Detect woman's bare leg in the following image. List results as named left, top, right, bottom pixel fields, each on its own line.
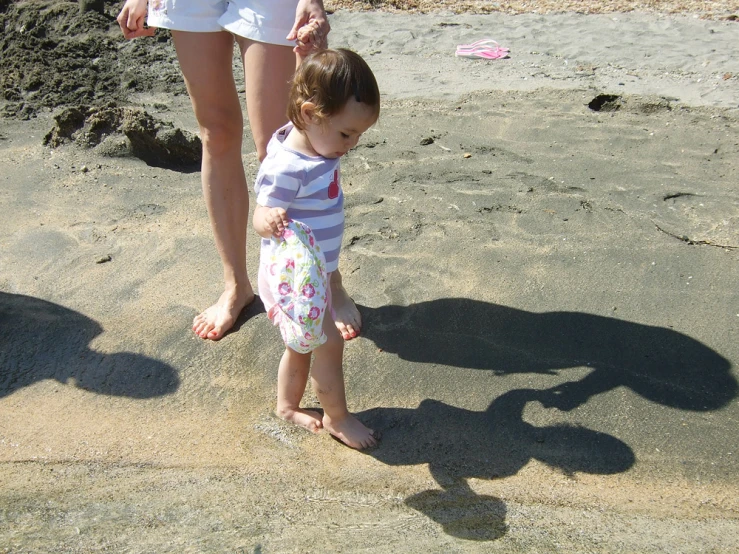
left=276, top=347, right=323, bottom=432
left=236, top=37, right=295, bottom=161
left=173, top=31, right=254, bottom=340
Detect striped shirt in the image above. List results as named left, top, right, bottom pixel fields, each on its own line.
left=255, top=123, right=344, bottom=272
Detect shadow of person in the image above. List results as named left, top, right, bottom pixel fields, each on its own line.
left=0, top=292, right=179, bottom=398
left=356, top=298, right=734, bottom=540
left=358, top=299, right=735, bottom=412
left=360, top=386, right=635, bottom=541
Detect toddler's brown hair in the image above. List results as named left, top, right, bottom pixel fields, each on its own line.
left=288, top=48, right=380, bottom=131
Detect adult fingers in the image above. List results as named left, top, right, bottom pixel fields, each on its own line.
left=137, top=26, right=157, bottom=38
left=315, top=28, right=328, bottom=50
left=286, top=14, right=306, bottom=41
left=316, top=18, right=330, bottom=40
left=121, top=26, right=156, bottom=39
left=116, top=8, right=132, bottom=35
left=118, top=10, right=155, bottom=39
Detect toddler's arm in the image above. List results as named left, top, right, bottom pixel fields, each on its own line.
left=253, top=205, right=290, bottom=239
left=294, top=20, right=325, bottom=60
left=287, top=0, right=329, bottom=59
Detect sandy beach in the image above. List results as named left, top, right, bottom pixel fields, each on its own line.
left=1, top=1, right=738, bottom=551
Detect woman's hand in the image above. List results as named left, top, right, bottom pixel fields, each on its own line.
left=287, top=0, right=330, bottom=57
left=117, top=0, right=156, bottom=39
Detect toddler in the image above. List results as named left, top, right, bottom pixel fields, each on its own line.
left=252, top=49, right=380, bottom=449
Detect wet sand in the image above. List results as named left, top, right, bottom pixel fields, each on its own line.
left=1, top=4, right=738, bottom=552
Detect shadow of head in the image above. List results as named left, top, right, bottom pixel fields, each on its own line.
left=359, top=299, right=736, bottom=412
left=361, top=392, right=634, bottom=483
left=359, top=390, right=634, bottom=541
left=0, top=292, right=179, bottom=398
left=405, top=488, right=508, bottom=541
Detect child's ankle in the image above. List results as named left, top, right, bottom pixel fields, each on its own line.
left=322, top=410, right=350, bottom=424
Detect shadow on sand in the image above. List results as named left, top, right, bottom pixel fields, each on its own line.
left=356, top=298, right=736, bottom=541
left=0, top=292, right=179, bottom=398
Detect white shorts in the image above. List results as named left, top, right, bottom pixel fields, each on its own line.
left=147, top=0, right=298, bottom=46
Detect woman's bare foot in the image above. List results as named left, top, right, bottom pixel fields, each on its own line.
left=276, top=407, right=324, bottom=434
left=322, top=413, right=378, bottom=450
left=192, top=285, right=254, bottom=340
left=331, top=282, right=361, bottom=340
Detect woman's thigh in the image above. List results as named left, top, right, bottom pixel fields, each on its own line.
left=237, top=37, right=295, bottom=159
left=171, top=31, right=243, bottom=137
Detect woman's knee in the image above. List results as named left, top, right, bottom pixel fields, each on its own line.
left=198, top=117, right=243, bottom=157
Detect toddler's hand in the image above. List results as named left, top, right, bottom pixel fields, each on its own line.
left=287, top=0, right=330, bottom=58
left=294, top=19, right=327, bottom=57
left=265, top=208, right=290, bottom=239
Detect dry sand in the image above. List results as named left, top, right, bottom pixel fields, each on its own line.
left=1, top=1, right=738, bottom=552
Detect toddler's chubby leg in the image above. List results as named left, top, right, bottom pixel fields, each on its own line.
left=276, top=347, right=323, bottom=433
left=331, top=269, right=361, bottom=341
left=311, top=312, right=378, bottom=450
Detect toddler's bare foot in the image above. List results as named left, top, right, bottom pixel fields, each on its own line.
left=276, top=407, right=323, bottom=434
left=331, top=283, right=361, bottom=340
left=192, top=285, right=254, bottom=341
left=323, top=413, right=378, bottom=450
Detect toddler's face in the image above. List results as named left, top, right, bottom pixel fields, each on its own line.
left=305, top=98, right=377, bottom=159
